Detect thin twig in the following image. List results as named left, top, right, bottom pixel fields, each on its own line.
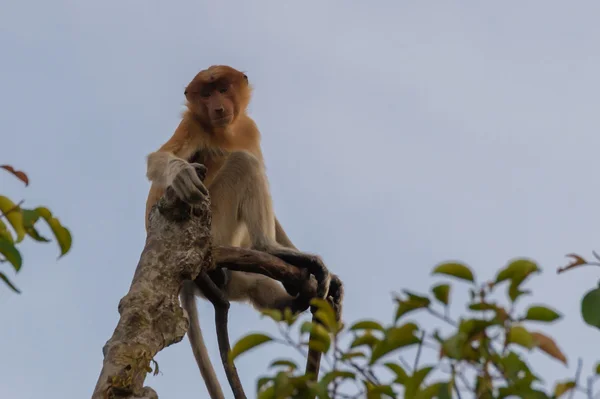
left=569, top=358, right=583, bottom=399
left=335, top=348, right=380, bottom=386
left=398, top=356, right=413, bottom=372
left=450, top=364, right=463, bottom=399
left=413, top=331, right=426, bottom=371
left=427, top=308, right=458, bottom=327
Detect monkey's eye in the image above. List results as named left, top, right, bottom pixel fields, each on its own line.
left=200, top=90, right=211, bottom=98
left=219, top=87, right=228, bottom=94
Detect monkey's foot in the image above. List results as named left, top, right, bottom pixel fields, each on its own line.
left=265, top=248, right=331, bottom=301
left=326, top=274, right=344, bottom=321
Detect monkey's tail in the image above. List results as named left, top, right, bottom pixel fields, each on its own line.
left=180, top=281, right=225, bottom=399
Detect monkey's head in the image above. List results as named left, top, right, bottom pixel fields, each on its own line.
left=184, top=65, right=251, bottom=130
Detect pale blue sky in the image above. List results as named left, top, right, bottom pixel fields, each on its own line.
left=2, top=1, right=600, bottom=398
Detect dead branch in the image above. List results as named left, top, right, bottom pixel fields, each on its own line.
left=92, top=189, right=213, bottom=399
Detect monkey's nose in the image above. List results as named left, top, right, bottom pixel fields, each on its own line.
left=214, top=107, right=225, bottom=115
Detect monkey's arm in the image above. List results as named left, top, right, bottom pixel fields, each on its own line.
left=275, top=216, right=297, bottom=250
left=146, top=123, right=202, bottom=188
left=145, top=124, right=208, bottom=228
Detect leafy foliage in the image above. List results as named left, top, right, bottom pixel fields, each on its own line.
left=1, top=164, right=72, bottom=293
left=232, top=257, right=600, bottom=398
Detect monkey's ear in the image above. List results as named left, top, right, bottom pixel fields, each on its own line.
left=184, top=89, right=188, bottom=95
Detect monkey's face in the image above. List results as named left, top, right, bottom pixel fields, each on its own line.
left=185, top=68, right=251, bottom=130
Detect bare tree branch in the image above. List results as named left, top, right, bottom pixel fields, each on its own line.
left=92, top=189, right=213, bottom=399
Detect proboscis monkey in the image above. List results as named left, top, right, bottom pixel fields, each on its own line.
left=145, top=65, right=330, bottom=399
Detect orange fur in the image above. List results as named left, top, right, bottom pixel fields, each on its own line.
left=145, top=65, right=262, bottom=229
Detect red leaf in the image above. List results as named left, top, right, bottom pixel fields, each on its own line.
left=1, top=165, right=29, bottom=186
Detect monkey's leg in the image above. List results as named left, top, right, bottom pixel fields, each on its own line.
left=195, top=271, right=247, bottom=399
left=212, top=246, right=319, bottom=313
left=207, top=152, right=331, bottom=301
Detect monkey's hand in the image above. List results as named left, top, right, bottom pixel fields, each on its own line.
left=169, top=160, right=209, bottom=205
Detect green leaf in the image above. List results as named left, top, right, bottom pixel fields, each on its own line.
left=459, top=318, right=497, bottom=338
left=269, top=359, right=297, bottom=371
left=403, top=290, right=431, bottom=303
left=229, top=333, right=273, bottom=363
left=384, top=363, right=408, bottom=384
left=350, top=332, right=380, bottom=350
left=306, top=322, right=331, bottom=353
left=404, top=366, right=434, bottom=398
left=394, top=292, right=430, bottom=321
left=437, top=383, right=452, bottom=399
left=320, top=370, right=355, bottom=386
left=508, top=281, right=530, bottom=303
left=0, top=218, right=14, bottom=243
left=581, top=287, right=600, bottom=329
left=507, top=325, right=535, bottom=349
left=364, top=383, right=396, bottom=398
left=524, top=305, right=561, bottom=323
left=494, top=259, right=540, bottom=302
left=432, top=262, right=475, bottom=283
left=370, top=322, right=420, bottom=364
left=0, top=237, right=22, bottom=271
left=257, top=384, right=275, bottom=399
left=595, top=362, right=600, bottom=375
left=340, top=351, right=365, bottom=360
left=261, top=309, right=283, bottom=322
left=310, top=298, right=338, bottom=333
left=441, top=332, right=468, bottom=360
left=495, top=259, right=538, bottom=283
left=0, top=196, right=25, bottom=242
left=308, top=338, right=329, bottom=354
left=414, top=382, right=451, bottom=399
left=554, top=380, right=575, bottom=398
left=0, top=271, right=21, bottom=293
left=256, top=376, right=272, bottom=393
left=498, top=351, right=539, bottom=383
left=432, top=284, right=450, bottom=306
left=21, top=209, right=50, bottom=242
left=282, top=307, right=298, bottom=326
left=272, top=371, right=294, bottom=398
left=349, top=320, right=384, bottom=332
left=33, top=207, right=72, bottom=257
left=300, top=321, right=314, bottom=335
left=469, top=302, right=498, bottom=311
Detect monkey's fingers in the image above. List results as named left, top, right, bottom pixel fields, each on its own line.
left=184, top=167, right=209, bottom=196
left=189, top=162, right=208, bottom=181
left=172, top=167, right=209, bottom=204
